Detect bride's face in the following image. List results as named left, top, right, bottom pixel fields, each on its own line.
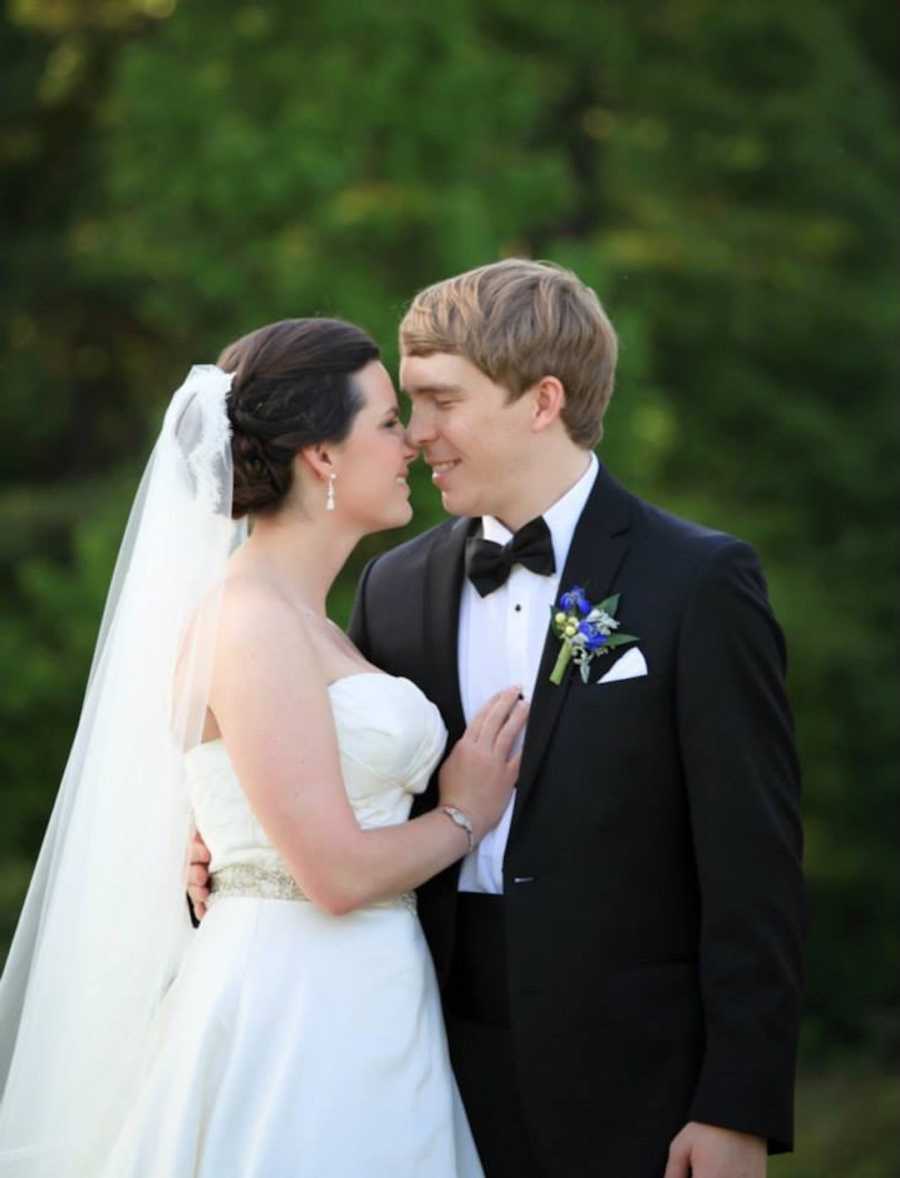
left=329, top=361, right=417, bottom=533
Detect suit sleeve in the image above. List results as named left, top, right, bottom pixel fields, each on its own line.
left=677, top=540, right=805, bottom=1153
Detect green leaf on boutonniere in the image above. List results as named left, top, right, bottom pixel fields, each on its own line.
left=598, top=594, right=620, bottom=616
left=607, top=632, right=639, bottom=648
left=580, top=660, right=591, bottom=684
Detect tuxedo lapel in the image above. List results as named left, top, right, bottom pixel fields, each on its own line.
left=422, top=516, right=474, bottom=744
left=513, top=464, right=635, bottom=814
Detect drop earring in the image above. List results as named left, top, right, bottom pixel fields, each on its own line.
left=326, top=472, right=336, bottom=512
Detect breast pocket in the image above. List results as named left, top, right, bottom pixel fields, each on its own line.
left=592, top=670, right=660, bottom=692
left=565, top=671, right=669, bottom=734
left=554, top=673, right=676, bottom=820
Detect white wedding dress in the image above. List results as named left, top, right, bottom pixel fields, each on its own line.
left=102, top=673, right=483, bottom=1178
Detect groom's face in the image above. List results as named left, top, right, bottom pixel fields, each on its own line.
left=400, top=352, right=533, bottom=522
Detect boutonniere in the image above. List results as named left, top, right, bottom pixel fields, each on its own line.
left=549, top=586, right=639, bottom=685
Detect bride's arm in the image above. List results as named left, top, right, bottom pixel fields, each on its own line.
left=207, top=580, right=524, bottom=917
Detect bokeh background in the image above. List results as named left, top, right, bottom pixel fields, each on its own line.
left=2, top=0, right=898, bottom=1171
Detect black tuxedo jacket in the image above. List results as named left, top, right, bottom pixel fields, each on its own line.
left=348, top=463, right=805, bottom=1175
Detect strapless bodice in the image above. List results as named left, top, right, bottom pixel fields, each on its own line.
left=185, top=673, right=447, bottom=876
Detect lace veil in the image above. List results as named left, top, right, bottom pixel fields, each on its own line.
left=0, top=366, right=247, bottom=1175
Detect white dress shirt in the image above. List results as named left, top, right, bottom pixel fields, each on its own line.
left=457, top=453, right=599, bottom=893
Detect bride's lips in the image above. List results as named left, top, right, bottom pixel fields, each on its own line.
left=429, top=460, right=460, bottom=488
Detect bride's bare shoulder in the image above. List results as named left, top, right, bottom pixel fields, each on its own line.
left=216, top=573, right=316, bottom=655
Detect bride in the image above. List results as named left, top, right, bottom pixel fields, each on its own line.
left=0, top=317, right=526, bottom=1176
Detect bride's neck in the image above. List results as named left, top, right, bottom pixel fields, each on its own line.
left=235, top=509, right=360, bottom=617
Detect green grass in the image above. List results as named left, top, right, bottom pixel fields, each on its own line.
left=772, top=1059, right=900, bottom=1178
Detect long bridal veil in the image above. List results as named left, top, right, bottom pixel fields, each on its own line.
left=0, top=366, right=247, bottom=1176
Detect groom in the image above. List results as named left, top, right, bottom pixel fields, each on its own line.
left=346, top=260, right=805, bottom=1177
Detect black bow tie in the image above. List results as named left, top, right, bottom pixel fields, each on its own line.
left=465, top=516, right=556, bottom=597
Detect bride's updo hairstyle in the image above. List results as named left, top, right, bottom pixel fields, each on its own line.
left=218, top=318, right=380, bottom=519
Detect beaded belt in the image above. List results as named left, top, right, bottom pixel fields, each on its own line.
left=209, top=863, right=417, bottom=915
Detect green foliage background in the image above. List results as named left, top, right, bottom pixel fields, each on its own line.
left=2, top=0, right=898, bottom=1169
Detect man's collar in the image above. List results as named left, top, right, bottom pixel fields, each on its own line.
left=481, top=452, right=599, bottom=572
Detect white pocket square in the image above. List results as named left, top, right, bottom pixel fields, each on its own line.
left=596, top=646, right=648, bottom=684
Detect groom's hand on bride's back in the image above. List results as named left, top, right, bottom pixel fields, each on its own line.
left=187, top=832, right=211, bottom=921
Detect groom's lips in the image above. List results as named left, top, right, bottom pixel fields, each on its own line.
left=429, top=459, right=460, bottom=488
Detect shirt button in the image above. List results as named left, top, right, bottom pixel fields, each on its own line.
left=514, top=603, right=522, bottom=612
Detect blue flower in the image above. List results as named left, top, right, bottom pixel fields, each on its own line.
left=561, top=586, right=591, bottom=616
left=578, top=621, right=608, bottom=651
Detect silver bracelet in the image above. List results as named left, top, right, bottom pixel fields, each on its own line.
left=439, top=805, right=475, bottom=854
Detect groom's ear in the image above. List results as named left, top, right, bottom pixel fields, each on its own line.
left=528, top=375, right=566, bottom=433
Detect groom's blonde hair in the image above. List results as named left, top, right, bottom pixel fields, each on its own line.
left=399, top=258, right=618, bottom=447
